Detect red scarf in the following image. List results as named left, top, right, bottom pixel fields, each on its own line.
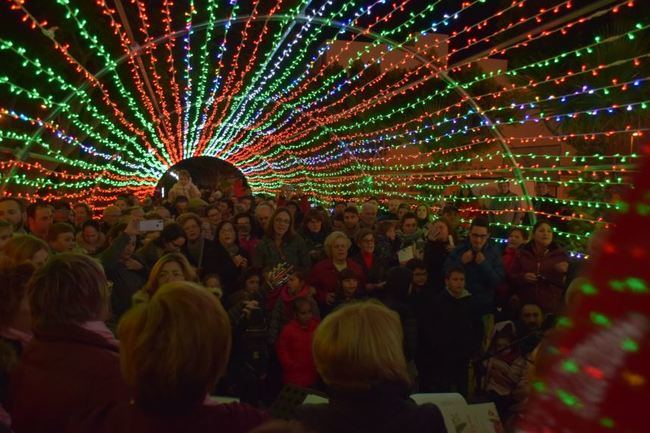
left=362, top=251, right=373, bottom=269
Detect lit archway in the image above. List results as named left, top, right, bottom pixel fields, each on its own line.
left=156, top=156, right=248, bottom=200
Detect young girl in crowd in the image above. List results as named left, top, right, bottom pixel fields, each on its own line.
left=276, top=298, right=320, bottom=388
left=202, top=273, right=224, bottom=300
left=227, top=269, right=270, bottom=405
left=322, top=269, right=360, bottom=316
left=268, top=268, right=319, bottom=345
left=497, top=227, right=528, bottom=319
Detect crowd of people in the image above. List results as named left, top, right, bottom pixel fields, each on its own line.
left=0, top=170, right=591, bottom=433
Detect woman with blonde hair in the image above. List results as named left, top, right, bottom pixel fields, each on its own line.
left=1, top=234, right=49, bottom=269
left=7, top=253, right=128, bottom=433
left=69, top=282, right=267, bottom=433
left=297, top=301, right=446, bottom=433
left=133, top=253, right=198, bottom=304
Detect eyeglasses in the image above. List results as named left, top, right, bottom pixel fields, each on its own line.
left=470, top=233, right=488, bottom=239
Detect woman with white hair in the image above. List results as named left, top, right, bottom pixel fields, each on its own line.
left=308, top=231, right=365, bottom=307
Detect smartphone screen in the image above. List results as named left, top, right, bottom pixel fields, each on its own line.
left=138, top=219, right=164, bottom=232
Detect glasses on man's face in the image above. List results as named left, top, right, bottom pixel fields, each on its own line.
left=470, top=233, right=488, bottom=239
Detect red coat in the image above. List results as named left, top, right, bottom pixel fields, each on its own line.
left=8, top=324, right=128, bottom=433
left=308, top=258, right=365, bottom=303
left=276, top=319, right=320, bottom=387
left=497, top=246, right=520, bottom=300
left=67, top=400, right=268, bottom=433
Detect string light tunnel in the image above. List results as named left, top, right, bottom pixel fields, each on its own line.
left=0, top=0, right=649, bottom=256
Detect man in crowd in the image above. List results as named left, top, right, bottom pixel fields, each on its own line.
left=254, top=202, right=274, bottom=236
left=101, top=205, right=122, bottom=233
left=359, top=201, right=378, bottom=230
left=52, top=201, right=72, bottom=224
left=0, top=197, right=25, bottom=232
left=490, top=181, right=524, bottom=237
left=342, top=206, right=360, bottom=244
left=381, top=198, right=401, bottom=220
left=26, top=201, right=53, bottom=240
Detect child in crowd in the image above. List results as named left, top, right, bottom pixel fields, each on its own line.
left=268, top=268, right=319, bottom=345
left=227, top=269, right=270, bottom=405
left=202, top=273, right=223, bottom=300
left=498, top=227, right=528, bottom=320
left=406, top=258, right=431, bottom=296
left=228, top=269, right=267, bottom=329
left=503, top=227, right=527, bottom=272
left=47, top=223, right=77, bottom=254
left=276, top=297, right=320, bottom=388
left=322, top=268, right=360, bottom=316
left=417, top=267, right=483, bottom=395
left=481, top=322, right=530, bottom=422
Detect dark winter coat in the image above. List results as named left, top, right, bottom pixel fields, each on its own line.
left=351, top=251, right=388, bottom=297
left=253, top=235, right=312, bottom=272
left=423, top=240, right=452, bottom=291
left=296, top=382, right=446, bottom=433
left=99, top=233, right=148, bottom=321
left=67, top=400, right=268, bottom=433
left=416, top=289, right=483, bottom=370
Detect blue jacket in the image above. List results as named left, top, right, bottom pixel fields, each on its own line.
left=444, top=239, right=505, bottom=316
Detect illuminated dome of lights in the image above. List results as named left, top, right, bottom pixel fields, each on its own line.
left=0, top=0, right=648, bottom=254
